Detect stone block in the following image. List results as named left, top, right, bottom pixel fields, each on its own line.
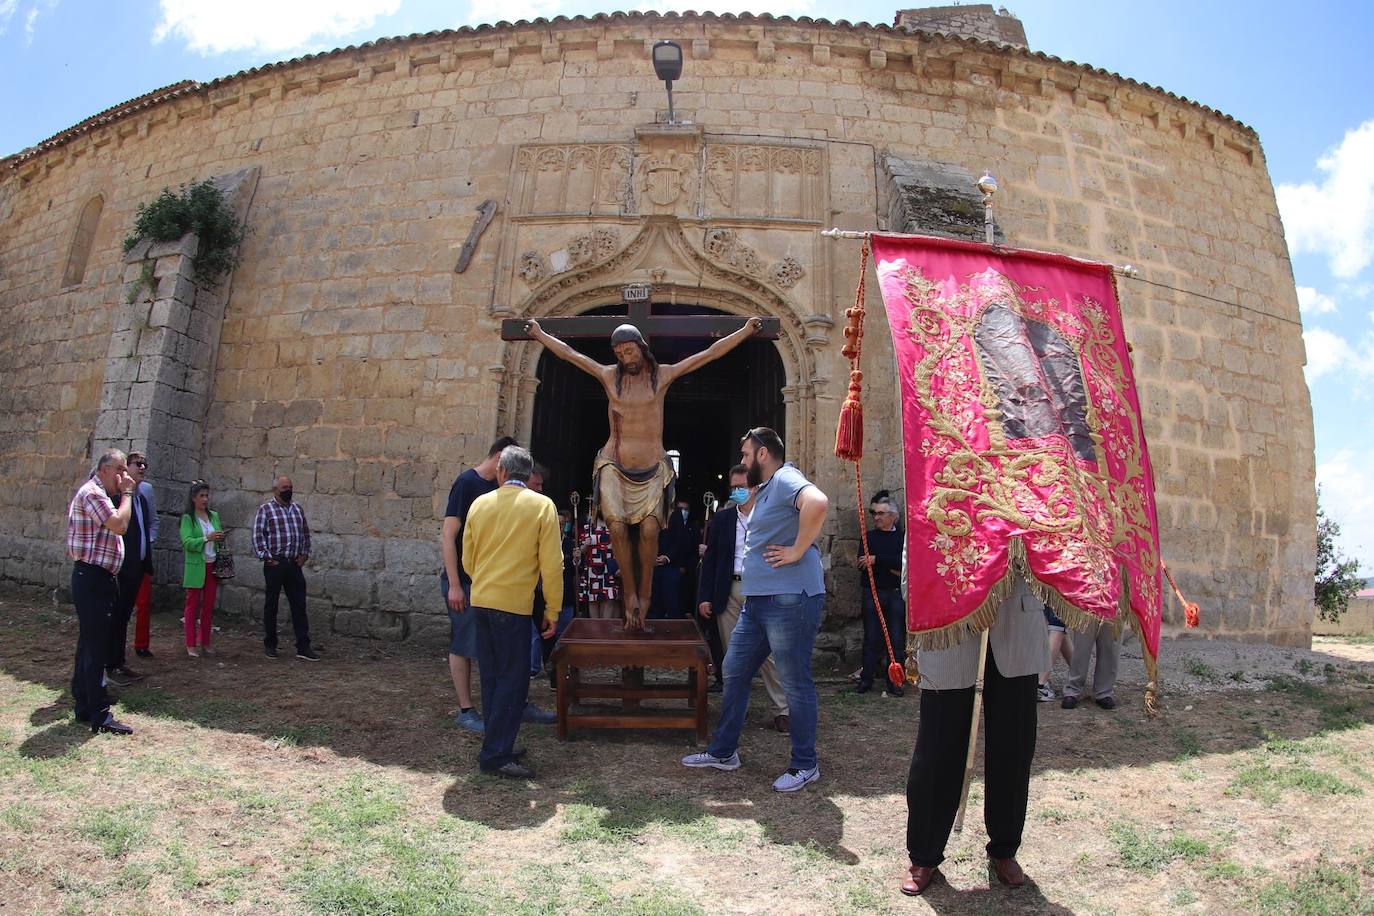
left=326, top=569, right=376, bottom=608
left=148, top=234, right=200, bottom=260
left=251, top=401, right=285, bottom=428
left=383, top=538, right=438, bottom=574
left=393, top=462, right=437, bottom=498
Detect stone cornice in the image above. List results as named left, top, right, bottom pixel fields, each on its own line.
left=3, top=11, right=1260, bottom=176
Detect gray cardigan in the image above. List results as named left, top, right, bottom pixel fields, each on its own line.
left=916, top=576, right=1050, bottom=691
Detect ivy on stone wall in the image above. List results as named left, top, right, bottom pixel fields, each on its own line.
left=122, top=179, right=245, bottom=286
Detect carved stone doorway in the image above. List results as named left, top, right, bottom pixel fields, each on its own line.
left=529, top=303, right=786, bottom=514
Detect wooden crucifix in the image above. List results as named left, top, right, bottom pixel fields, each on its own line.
left=501, top=284, right=779, bottom=630
left=499, top=283, right=781, bottom=343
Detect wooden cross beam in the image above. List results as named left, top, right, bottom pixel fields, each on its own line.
left=500, top=286, right=780, bottom=343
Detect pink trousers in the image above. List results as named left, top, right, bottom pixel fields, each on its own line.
left=184, top=564, right=217, bottom=647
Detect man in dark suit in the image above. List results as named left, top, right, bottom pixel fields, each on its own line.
left=696, top=464, right=789, bottom=733
left=106, top=451, right=154, bottom=686
left=650, top=498, right=700, bottom=619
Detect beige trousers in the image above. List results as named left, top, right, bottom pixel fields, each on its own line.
left=718, top=579, right=788, bottom=717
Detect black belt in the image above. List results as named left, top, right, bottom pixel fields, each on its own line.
left=74, top=560, right=115, bottom=578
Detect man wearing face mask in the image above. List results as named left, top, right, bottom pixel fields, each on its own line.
left=696, top=464, right=789, bottom=733
left=651, top=497, right=700, bottom=619
left=252, top=475, right=318, bottom=661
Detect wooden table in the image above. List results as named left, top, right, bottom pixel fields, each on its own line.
left=551, top=618, right=710, bottom=741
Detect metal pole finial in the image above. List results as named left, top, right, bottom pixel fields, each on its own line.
left=976, top=171, right=998, bottom=246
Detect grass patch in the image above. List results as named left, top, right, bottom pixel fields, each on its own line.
left=559, top=781, right=735, bottom=848
left=1228, top=761, right=1361, bottom=804
left=265, top=722, right=332, bottom=747
left=1109, top=822, right=1212, bottom=873
left=1205, top=860, right=1245, bottom=881
left=1182, top=656, right=1219, bottom=683
left=78, top=805, right=149, bottom=857
left=118, top=688, right=260, bottom=728
left=0, top=800, right=40, bottom=832
left=1175, top=729, right=1203, bottom=759
left=1265, top=676, right=1323, bottom=699
left=1254, top=856, right=1372, bottom=914
left=310, top=773, right=407, bottom=832
left=1318, top=698, right=1371, bottom=733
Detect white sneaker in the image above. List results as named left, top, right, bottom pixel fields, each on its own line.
left=1036, top=683, right=1056, bottom=703
left=681, top=751, right=741, bottom=771
left=773, top=767, right=820, bottom=793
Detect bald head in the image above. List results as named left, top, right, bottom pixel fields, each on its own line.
left=273, top=476, right=295, bottom=505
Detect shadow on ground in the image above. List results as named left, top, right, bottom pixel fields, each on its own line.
left=3, top=578, right=1373, bottom=887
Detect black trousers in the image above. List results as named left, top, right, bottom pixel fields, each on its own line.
left=906, top=646, right=1038, bottom=867
left=71, top=562, right=116, bottom=728
left=107, top=564, right=145, bottom=671
left=475, top=606, right=531, bottom=771
left=860, top=587, right=906, bottom=690
left=263, top=561, right=311, bottom=652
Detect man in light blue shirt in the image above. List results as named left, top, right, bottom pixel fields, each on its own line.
left=683, top=427, right=829, bottom=793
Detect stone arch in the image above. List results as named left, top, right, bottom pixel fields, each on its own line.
left=62, top=193, right=104, bottom=288
left=491, top=217, right=821, bottom=473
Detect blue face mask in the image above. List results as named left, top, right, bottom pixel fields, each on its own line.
left=729, top=487, right=749, bottom=504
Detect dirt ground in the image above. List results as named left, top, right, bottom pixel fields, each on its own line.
left=1, top=579, right=1372, bottom=915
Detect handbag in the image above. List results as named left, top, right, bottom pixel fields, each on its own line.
left=212, top=532, right=237, bottom=579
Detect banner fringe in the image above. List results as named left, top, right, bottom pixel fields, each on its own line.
left=909, top=537, right=1160, bottom=715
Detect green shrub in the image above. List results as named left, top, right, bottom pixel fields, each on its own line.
left=123, top=179, right=244, bottom=285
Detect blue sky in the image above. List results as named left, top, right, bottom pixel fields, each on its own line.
left=3, top=1, right=1371, bottom=574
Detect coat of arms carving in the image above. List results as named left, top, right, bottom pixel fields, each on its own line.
left=639, top=153, right=697, bottom=206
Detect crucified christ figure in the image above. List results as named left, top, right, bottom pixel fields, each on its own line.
left=525, top=317, right=764, bottom=630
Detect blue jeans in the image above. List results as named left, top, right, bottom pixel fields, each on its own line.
left=861, top=587, right=906, bottom=690
left=530, top=606, right=574, bottom=676
left=709, top=592, right=825, bottom=770
left=474, top=606, right=532, bottom=771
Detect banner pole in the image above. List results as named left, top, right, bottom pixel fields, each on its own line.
left=952, top=628, right=991, bottom=833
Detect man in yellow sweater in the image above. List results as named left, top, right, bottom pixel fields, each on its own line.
left=462, top=445, right=564, bottom=778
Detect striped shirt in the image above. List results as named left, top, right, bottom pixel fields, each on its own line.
left=251, top=499, right=312, bottom=560
left=67, top=478, right=124, bottom=574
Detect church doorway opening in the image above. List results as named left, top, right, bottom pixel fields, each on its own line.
left=529, top=303, right=786, bottom=517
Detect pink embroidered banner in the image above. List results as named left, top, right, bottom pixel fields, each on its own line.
left=871, top=233, right=1162, bottom=665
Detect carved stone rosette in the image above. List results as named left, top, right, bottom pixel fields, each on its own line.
left=704, top=228, right=765, bottom=277
left=769, top=256, right=805, bottom=290
left=517, top=251, right=548, bottom=285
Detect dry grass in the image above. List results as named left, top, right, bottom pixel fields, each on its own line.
left=2, top=580, right=1373, bottom=914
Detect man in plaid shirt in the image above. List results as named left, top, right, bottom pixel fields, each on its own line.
left=67, top=448, right=137, bottom=735
left=252, top=475, right=318, bottom=661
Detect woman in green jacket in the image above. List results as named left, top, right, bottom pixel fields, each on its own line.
left=179, top=481, right=224, bottom=657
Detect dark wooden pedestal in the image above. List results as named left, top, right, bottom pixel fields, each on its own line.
left=551, top=618, right=710, bottom=741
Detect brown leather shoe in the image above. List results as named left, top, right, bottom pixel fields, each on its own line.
left=900, top=865, right=942, bottom=896
left=988, top=856, right=1026, bottom=888
left=773, top=714, right=790, bottom=733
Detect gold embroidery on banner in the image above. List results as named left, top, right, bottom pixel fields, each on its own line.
left=898, top=265, right=1161, bottom=618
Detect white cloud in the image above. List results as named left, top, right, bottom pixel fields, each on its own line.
left=467, top=0, right=565, bottom=26
left=1277, top=119, right=1374, bottom=280
left=1303, top=328, right=1356, bottom=381
left=153, top=0, right=400, bottom=56
left=632, top=0, right=817, bottom=14
left=1304, top=326, right=1374, bottom=387
left=0, top=0, right=17, bottom=34
left=1317, top=450, right=1374, bottom=577
left=1297, top=286, right=1338, bottom=316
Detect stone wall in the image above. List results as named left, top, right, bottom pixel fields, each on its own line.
left=0, top=12, right=1316, bottom=647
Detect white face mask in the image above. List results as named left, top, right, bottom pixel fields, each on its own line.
left=679, top=508, right=689, bottom=522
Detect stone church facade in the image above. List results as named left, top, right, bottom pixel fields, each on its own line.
left=0, top=7, right=1316, bottom=648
